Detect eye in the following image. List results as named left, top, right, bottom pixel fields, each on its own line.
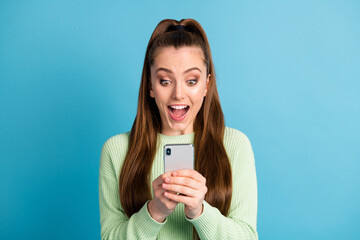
left=160, top=79, right=171, bottom=86
left=187, top=79, right=198, bottom=86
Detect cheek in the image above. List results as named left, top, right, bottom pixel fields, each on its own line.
left=153, top=89, right=169, bottom=107
left=189, top=89, right=205, bottom=108
left=190, top=85, right=206, bottom=102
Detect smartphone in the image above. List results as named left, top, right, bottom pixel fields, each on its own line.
left=164, top=144, right=194, bottom=173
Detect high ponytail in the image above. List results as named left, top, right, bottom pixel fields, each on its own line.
left=119, top=19, right=232, bottom=239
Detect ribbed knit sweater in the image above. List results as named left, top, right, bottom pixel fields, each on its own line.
left=99, top=127, right=258, bottom=239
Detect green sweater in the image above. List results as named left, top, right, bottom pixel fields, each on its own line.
left=99, top=127, right=258, bottom=239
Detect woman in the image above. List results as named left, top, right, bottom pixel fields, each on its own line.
left=99, top=18, right=258, bottom=239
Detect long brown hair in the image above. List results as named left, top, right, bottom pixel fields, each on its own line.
left=119, top=18, right=232, bottom=236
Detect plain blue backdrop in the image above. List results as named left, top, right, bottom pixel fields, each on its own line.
left=1, top=0, right=359, bottom=239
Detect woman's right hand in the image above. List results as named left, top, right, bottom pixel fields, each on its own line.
left=147, top=172, right=179, bottom=223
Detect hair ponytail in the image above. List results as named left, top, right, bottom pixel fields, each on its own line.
left=119, top=19, right=232, bottom=239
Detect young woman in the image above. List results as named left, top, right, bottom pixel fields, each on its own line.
left=99, top=18, right=258, bottom=239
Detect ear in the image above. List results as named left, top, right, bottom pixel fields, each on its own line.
left=149, top=78, right=155, bottom=98
left=204, top=74, right=210, bottom=97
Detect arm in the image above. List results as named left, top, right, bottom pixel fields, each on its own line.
left=99, top=139, right=166, bottom=239
left=186, top=135, right=258, bottom=239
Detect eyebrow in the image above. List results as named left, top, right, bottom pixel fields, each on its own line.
left=156, top=67, right=202, bottom=74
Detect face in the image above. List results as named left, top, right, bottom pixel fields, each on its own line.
left=150, top=46, right=210, bottom=136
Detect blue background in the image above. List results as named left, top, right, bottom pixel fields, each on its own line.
left=1, top=0, right=359, bottom=239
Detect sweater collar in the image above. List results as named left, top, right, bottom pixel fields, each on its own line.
left=158, top=132, right=195, bottom=144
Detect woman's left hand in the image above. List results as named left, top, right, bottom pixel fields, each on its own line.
left=162, top=169, right=208, bottom=219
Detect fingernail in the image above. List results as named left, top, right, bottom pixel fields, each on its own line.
left=165, top=177, right=169, bottom=182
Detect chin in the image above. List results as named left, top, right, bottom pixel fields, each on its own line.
left=165, top=122, right=191, bottom=135
left=170, top=124, right=187, bottom=131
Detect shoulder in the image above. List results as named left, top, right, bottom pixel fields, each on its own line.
left=223, top=126, right=252, bottom=148
left=101, top=132, right=130, bottom=154
left=100, top=132, right=131, bottom=180
left=223, top=127, right=255, bottom=170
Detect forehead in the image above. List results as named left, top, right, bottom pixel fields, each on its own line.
left=152, top=46, right=205, bottom=71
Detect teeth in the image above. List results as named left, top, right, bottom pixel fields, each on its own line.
left=170, top=105, right=187, bottom=109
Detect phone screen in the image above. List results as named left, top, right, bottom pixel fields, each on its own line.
left=164, top=144, right=194, bottom=173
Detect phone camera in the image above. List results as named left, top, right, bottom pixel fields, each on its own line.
left=166, top=148, right=171, bottom=156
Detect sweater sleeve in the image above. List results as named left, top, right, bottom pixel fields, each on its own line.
left=185, top=132, right=258, bottom=240
left=99, top=137, right=167, bottom=239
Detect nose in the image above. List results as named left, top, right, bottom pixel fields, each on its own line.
left=171, top=81, right=184, bottom=100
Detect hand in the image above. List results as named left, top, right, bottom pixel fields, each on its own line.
left=148, top=172, right=179, bottom=223
left=162, top=169, right=207, bottom=219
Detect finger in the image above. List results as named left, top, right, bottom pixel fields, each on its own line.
left=162, top=183, right=198, bottom=197
left=173, top=169, right=206, bottom=182
left=153, top=172, right=174, bottom=186
left=164, top=176, right=202, bottom=190
left=154, top=185, right=178, bottom=202
left=164, top=191, right=196, bottom=206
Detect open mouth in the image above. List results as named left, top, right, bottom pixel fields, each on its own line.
left=168, top=105, right=190, bottom=121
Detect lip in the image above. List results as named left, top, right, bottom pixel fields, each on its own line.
left=167, top=104, right=190, bottom=121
